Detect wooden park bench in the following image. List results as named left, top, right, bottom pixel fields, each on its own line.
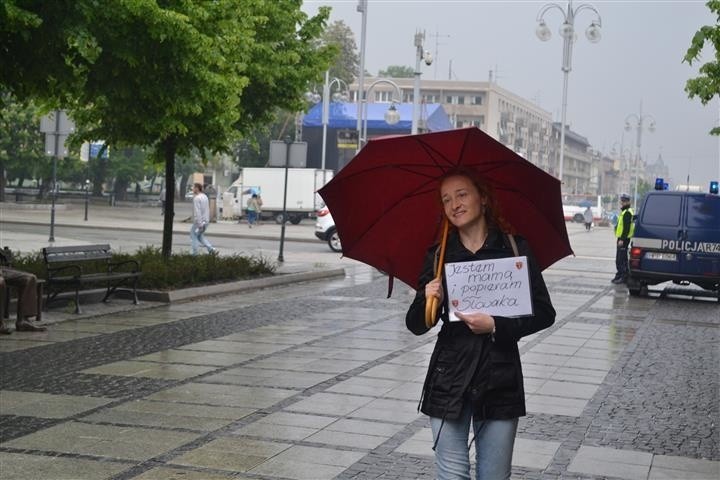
left=42, top=244, right=141, bottom=314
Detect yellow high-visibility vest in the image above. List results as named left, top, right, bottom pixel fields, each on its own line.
left=615, top=208, right=634, bottom=239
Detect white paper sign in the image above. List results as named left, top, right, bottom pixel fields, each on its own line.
left=444, top=256, right=532, bottom=320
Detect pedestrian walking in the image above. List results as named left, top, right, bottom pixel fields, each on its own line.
left=159, top=187, right=166, bottom=216
left=190, top=183, right=216, bottom=255
left=246, top=193, right=261, bottom=228
left=583, top=205, right=593, bottom=231
left=612, top=193, right=634, bottom=284
left=405, top=169, right=556, bottom=480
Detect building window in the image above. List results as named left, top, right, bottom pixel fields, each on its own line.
left=376, top=91, right=394, bottom=102
left=446, top=95, right=453, bottom=104
left=471, top=95, right=482, bottom=105
left=457, top=96, right=465, bottom=105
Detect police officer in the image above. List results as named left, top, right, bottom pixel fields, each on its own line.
left=612, top=193, right=634, bottom=284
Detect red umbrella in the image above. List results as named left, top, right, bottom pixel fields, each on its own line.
left=318, top=127, right=573, bottom=290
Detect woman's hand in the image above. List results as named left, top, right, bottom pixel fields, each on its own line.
left=455, top=312, right=496, bottom=335
left=425, top=278, right=443, bottom=304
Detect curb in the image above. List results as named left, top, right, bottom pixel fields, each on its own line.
left=138, top=268, right=347, bottom=303
left=0, top=219, right=318, bottom=244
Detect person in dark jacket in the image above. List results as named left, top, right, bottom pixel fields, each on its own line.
left=406, top=169, right=556, bottom=480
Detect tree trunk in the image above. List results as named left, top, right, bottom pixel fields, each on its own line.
left=0, top=160, right=5, bottom=203
left=179, top=174, right=190, bottom=202
left=114, top=178, right=128, bottom=201
left=92, top=158, right=107, bottom=196
left=161, top=138, right=177, bottom=259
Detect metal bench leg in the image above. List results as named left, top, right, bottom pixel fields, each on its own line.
left=102, top=283, right=113, bottom=303
left=74, top=287, right=81, bottom=314
left=36, top=282, right=43, bottom=323
left=132, top=278, right=139, bottom=305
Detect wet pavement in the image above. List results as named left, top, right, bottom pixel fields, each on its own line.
left=0, top=208, right=718, bottom=479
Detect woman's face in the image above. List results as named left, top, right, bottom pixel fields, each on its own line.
left=440, top=175, right=486, bottom=230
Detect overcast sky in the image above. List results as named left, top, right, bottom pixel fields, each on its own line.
left=303, top=0, right=720, bottom=189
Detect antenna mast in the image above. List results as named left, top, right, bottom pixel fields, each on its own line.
left=429, top=27, right=450, bottom=80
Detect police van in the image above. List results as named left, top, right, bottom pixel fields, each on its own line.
left=627, top=180, right=720, bottom=301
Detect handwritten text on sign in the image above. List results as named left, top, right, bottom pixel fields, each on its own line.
left=444, top=256, right=532, bottom=320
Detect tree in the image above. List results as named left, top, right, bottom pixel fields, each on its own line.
left=684, top=0, right=720, bottom=135
left=378, top=65, right=415, bottom=78
left=0, top=91, right=46, bottom=201
left=108, top=147, right=150, bottom=202
left=320, top=20, right=359, bottom=87
left=1, top=1, right=334, bottom=258
left=233, top=110, right=297, bottom=168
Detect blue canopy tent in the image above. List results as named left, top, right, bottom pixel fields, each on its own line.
left=302, top=102, right=453, bottom=171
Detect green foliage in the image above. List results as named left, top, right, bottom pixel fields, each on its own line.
left=1, top=0, right=334, bottom=257
left=233, top=110, right=297, bottom=168
left=0, top=91, right=46, bottom=190
left=321, top=20, right=358, bottom=87
left=11, top=246, right=275, bottom=291
left=683, top=0, right=720, bottom=135
left=378, top=65, right=415, bottom=78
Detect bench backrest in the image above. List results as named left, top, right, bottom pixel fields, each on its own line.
left=43, top=244, right=113, bottom=265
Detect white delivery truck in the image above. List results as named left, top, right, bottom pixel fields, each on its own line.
left=222, top=167, right=334, bottom=224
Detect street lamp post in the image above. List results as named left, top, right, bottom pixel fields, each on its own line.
left=412, top=30, right=432, bottom=135
left=321, top=71, right=350, bottom=175
left=536, top=1, right=602, bottom=188
left=359, top=79, right=403, bottom=149
left=625, top=102, right=656, bottom=210
left=84, top=179, right=90, bottom=221
left=356, top=0, right=368, bottom=150
left=278, top=136, right=292, bottom=263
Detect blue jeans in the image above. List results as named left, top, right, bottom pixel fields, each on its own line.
left=247, top=210, right=257, bottom=225
left=190, top=224, right=213, bottom=255
left=430, top=402, right=518, bottom=480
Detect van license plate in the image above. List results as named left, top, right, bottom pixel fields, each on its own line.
left=646, top=252, right=677, bottom=261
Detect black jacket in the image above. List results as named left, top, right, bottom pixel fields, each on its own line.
left=406, top=228, right=555, bottom=421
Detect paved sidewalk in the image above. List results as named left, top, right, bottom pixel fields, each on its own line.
left=0, top=202, right=319, bottom=254
left=0, top=205, right=718, bottom=479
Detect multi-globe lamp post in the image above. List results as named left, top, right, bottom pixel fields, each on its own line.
left=536, top=1, right=602, bottom=188
left=624, top=104, right=656, bottom=210
left=359, top=79, right=402, bottom=149
left=320, top=71, right=350, bottom=175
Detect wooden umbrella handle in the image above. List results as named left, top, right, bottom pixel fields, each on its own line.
left=424, top=218, right=449, bottom=329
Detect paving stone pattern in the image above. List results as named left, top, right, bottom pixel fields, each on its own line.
left=0, top=271, right=718, bottom=480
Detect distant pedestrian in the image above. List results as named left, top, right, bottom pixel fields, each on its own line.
left=246, top=193, right=261, bottom=228
left=159, top=187, right=166, bottom=216
left=612, top=193, right=634, bottom=284
left=190, top=183, right=216, bottom=255
left=583, top=206, right=593, bottom=231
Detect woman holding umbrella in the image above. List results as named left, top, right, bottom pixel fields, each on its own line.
left=406, top=168, right=556, bottom=480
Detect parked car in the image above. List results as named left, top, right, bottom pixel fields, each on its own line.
left=627, top=183, right=719, bottom=301
left=315, top=207, right=341, bottom=252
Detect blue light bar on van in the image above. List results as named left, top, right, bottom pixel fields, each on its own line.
left=654, top=178, right=665, bottom=191
left=710, top=181, right=719, bottom=195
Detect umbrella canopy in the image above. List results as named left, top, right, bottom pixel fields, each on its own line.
left=578, top=200, right=593, bottom=208
left=318, top=127, right=573, bottom=290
